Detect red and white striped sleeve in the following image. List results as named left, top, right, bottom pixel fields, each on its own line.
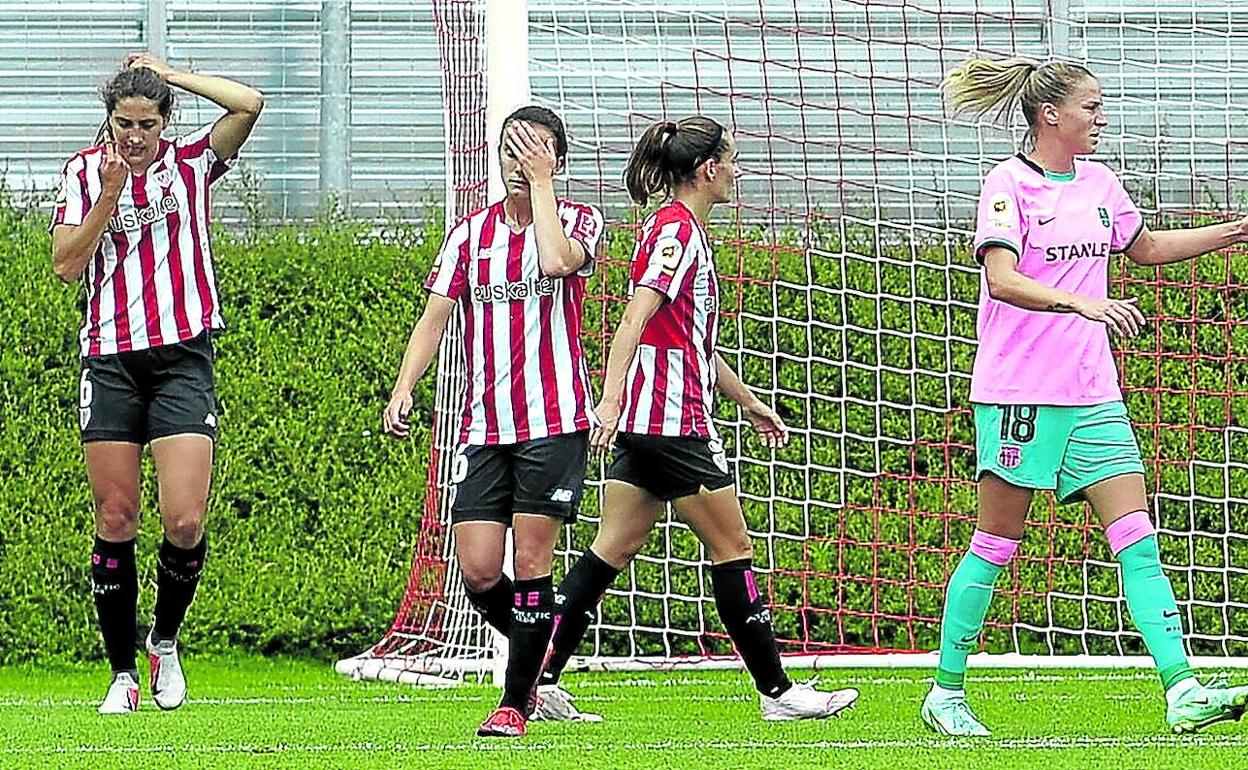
left=175, top=123, right=236, bottom=186
left=424, top=215, right=472, bottom=300
left=633, top=211, right=695, bottom=301
left=558, top=200, right=605, bottom=277
left=49, top=153, right=90, bottom=231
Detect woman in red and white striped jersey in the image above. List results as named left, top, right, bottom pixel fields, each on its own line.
left=383, top=106, right=604, bottom=738
left=537, top=116, right=859, bottom=721
left=50, top=53, right=262, bottom=715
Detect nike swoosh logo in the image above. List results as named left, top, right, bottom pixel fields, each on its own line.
left=1038, top=217, right=1055, bottom=225
left=958, top=633, right=980, bottom=644
left=1163, top=610, right=1181, bottom=618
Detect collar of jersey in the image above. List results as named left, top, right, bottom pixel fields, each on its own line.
left=1015, top=152, right=1077, bottom=183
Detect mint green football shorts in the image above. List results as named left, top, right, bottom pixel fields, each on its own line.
left=973, top=400, right=1146, bottom=503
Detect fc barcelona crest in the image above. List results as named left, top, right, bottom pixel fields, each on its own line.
left=998, top=445, right=1022, bottom=469
left=1098, top=207, right=1110, bottom=228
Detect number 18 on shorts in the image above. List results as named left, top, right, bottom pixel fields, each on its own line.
left=973, top=401, right=1146, bottom=504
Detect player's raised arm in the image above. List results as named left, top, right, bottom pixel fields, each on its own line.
left=58, top=59, right=261, bottom=715
left=123, top=52, right=264, bottom=160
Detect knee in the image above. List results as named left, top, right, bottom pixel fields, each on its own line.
left=461, top=564, right=503, bottom=594
left=512, top=547, right=552, bottom=581
left=590, top=534, right=645, bottom=571
left=95, top=496, right=139, bottom=541
left=163, top=513, right=204, bottom=548
left=708, top=536, right=753, bottom=565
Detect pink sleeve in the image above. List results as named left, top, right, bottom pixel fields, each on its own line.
left=972, top=168, right=1023, bottom=264
left=424, top=217, right=471, bottom=300
left=1109, top=173, right=1144, bottom=253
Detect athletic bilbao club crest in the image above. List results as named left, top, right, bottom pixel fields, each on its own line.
left=998, top=445, right=1022, bottom=469
left=1098, top=207, right=1110, bottom=228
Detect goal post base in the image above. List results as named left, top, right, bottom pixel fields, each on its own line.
left=336, top=650, right=1248, bottom=688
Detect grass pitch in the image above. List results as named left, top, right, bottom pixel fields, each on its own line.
left=2, top=655, right=1244, bottom=769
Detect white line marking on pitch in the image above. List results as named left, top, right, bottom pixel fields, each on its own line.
left=3, top=735, right=1247, bottom=756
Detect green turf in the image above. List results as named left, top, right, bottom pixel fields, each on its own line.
left=2, top=656, right=1244, bottom=769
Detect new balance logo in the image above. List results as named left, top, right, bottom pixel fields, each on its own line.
left=550, top=488, right=574, bottom=503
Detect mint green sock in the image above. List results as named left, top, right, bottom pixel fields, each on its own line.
left=1117, top=535, right=1195, bottom=690
left=935, top=552, right=1003, bottom=690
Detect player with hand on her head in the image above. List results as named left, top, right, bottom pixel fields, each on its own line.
left=51, top=53, right=263, bottom=714
left=383, top=106, right=605, bottom=738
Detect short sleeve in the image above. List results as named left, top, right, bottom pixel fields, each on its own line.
left=1108, top=173, right=1144, bottom=254
left=424, top=217, right=472, bottom=300
left=972, top=169, right=1023, bottom=264
left=50, top=154, right=88, bottom=231
left=634, top=218, right=695, bottom=301
left=560, top=201, right=605, bottom=278
left=175, top=123, right=236, bottom=186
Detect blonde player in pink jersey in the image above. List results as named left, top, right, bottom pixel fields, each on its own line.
left=533, top=116, right=858, bottom=721
left=50, top=54, right=262, bottom=714
left=383, top=106, right=604, bottom=738
left=921, top=56, right=1248, bottom=737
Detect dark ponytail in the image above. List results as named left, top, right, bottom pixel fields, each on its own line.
left=624, top=116, right=727, bottom=206
left=95, top=67, right=175, bottom=144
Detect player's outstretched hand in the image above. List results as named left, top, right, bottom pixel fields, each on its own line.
left=383, top=391, right=413, bottom=438
left=1231, top=214, right=1248, bottom=243
left=1076, top=296, right=1146, bottom=338
left=590, top=397, right=620, bottom=459
left=745, top=401, right=789, bottom=449
left=504, top=120, right=558, bottom=184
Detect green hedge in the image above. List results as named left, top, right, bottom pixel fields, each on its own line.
left=0, top=193, right=440, bottom=663
left=3, top=186, right=1247, bottom=665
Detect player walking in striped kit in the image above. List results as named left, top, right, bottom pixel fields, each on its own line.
left=50, top=54, right=263, bottom=713
left=536, top=116, right=859, bottom=721
left=383, top=106, right=604, bottom=737
left=923, top=56, right=1248, bottom=737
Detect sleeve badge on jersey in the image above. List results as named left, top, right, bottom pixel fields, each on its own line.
left=573, top=209, right=599, bottom=241
left=653, top=236, right=684, bottom=275
left=986, top=192, right=1013, bottom=230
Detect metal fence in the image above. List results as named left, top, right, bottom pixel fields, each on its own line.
left=2, top=1, right=1245, bottom=222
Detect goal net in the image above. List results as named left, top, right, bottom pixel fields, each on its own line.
left=338, top=0, right=1248, bottom=684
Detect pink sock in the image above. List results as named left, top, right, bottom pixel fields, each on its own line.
left=969, top=529, right=1020, bottom=567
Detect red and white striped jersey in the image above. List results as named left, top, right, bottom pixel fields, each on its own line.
left=425, top=198, right=605, bottom=446
left=52, top=124, right=235, bottom=357
left=620, top=200, right=720, bottom=439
